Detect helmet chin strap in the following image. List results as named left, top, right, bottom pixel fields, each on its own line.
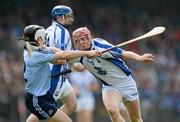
left=58, top=15, right=65, bottom=25
left=62, top=15, right=65, bottom=21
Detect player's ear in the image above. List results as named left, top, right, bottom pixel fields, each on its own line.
left=56, top=16, right=63, bottom=22
left=87, top=35, right=92, bottom=41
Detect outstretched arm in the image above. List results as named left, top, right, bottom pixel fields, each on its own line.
left=121, top=51, right=154, bottom=64
left=51, top=50, right=102, bottom=64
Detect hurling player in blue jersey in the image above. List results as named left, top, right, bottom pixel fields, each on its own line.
left=21, top=25, right=101, bottom=122
left=72, top=27, right=154, bottom=122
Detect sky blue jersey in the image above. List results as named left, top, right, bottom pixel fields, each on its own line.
left=23, top=49, right=54, bottom=96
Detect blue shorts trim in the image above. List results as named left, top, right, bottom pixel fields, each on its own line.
left=25, top=92, right=59, bottom=120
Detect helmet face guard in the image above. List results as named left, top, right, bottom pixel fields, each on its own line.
left=72, top=27, right=92, bottom=50
left=51, top=5, right=73, bottom=21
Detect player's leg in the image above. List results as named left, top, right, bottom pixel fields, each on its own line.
left=119, top=103, right=129, bottom=122
left=60, top=90, right=77, bottom=116
left=76, top=110, right=93, bottom=122
left=102, top=87, right=125, bottom=122
left=59, top=80, right=77, bottom=116
left=48, top=109, right=72, bottom=122
left=124, top=99, right=143, bottom=122
left=26, top=114, right=39, bottom=122
left=25, top=93, right=40, bottom=122
left=25, top=91, right=72, bottom=122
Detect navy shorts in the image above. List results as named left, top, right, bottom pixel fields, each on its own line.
left=25, top=92, right=59, bottom=120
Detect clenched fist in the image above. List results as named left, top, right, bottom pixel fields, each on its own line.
left=140, top=53, right=154, bottom=64
left=87, top=50, right=102, bottom=58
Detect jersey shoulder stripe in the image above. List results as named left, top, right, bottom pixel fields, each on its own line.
left=93, top=38, right=122, bottom=53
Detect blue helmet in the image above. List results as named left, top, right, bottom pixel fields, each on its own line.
left=51, top=5, right=73, bottom=20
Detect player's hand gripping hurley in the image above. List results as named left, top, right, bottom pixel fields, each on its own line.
left=102, top=26, right=165, bottom=53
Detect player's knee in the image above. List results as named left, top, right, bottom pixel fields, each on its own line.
left=72, top=101, right=77, bottom=110
left=67, top=101, right=77, bottom=112
left=106, top=106, right=119, bottom=116
left=71, top=103, right=77, bottom=112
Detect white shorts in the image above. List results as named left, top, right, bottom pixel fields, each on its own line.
left=76, top=96, right=95, bottom=112
left=53, top=79, right=73, bottom=101
left=102, top=75, right=139, bottom=102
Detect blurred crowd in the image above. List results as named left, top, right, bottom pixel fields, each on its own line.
left=0, top=0, right=180, bottom=122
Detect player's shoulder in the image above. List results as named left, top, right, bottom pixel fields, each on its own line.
left=92, top=38, right=106, bottom=42
left=92, top=38, right=109, bottom=45
left=54, top=22, right=67, bottom=31
left=55, top=24, right=70, bottom=36
left=46, top=23, right=69, bottom=37
left=46, top=25, right=54, bottom=33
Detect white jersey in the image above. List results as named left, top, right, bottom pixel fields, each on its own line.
left=77, top=38, right=132, bottom=86
left=46, top=21, right=72, bottom=50
left=46, top=21, right=72, bottom=95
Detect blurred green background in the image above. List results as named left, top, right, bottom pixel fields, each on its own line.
left=0, top=0, right=180, bottom=122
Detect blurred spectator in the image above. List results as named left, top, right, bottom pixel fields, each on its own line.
left=68, top=64, right=99, bottom=122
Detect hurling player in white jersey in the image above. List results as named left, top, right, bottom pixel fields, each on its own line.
left=71, top=27, right=154, bottom=122
left=46, top=5, right=77, bottom=116
left=21, top=25, right=101, bottom=122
